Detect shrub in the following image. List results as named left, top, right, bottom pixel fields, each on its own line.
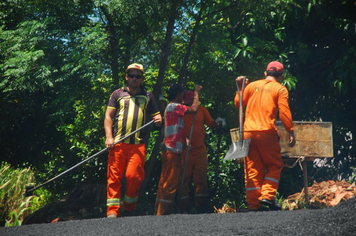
left=0, top=162, right=51, bottom=227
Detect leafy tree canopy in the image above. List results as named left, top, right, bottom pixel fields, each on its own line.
left=1, top=0, right=355, bottom=210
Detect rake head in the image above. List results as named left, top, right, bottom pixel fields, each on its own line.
left=25, top=185, right=35, bottom=197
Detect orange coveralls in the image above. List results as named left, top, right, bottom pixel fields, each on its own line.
left=179, top=106, right=217, bottom=213
left=155, top=150, right=183, bottom=215
left=107, top=143, right=146, bottom=216
left=234, top=79, right=293, bottom=210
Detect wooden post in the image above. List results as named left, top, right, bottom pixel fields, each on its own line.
left=302, top=161, right=309, bottom=203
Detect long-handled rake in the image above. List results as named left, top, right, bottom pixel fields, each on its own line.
left=25, top=120, right=154, bottom=196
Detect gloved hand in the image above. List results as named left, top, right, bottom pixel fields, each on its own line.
left=158, top=94, right=164, bottom=101
left=215, top=117, right=226, bottom=127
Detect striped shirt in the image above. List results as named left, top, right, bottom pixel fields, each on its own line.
left=164, top=102, right=189, bottom=154
left=107, top=85, right=160, bottom=144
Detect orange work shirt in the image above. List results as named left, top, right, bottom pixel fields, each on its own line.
left=234, top=79, right=293, bottom=133
left=184, top=105, right=216, bottom=149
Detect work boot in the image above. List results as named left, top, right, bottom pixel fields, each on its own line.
left=261, top=199, right=282, bottom=211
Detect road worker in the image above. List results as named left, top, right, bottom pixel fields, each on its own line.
left=179, top=90, right=226, bottom=213
left=104, top=63, right=162, bottom=218
left=155, top=84, right=202, bottom=215
left=234, top=61, right=295, bottom=211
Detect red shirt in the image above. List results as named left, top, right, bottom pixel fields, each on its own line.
left=164, top=102, right=188, bottom=154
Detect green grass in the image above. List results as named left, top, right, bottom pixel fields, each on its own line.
left=0, top=162, right=52, bottom=227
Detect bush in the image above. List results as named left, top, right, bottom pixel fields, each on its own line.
left=0, top=162, right=52, bottom=227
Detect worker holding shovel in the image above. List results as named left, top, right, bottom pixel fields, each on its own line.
left=234, top=61, right=295, bottom=211
left=179, top=90, right=226, bottom=214
left=155, top=84, right=201, bottom=215
left=104, top=63, right=162, bottom=218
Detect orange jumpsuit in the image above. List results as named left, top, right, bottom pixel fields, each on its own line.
left=155, top=150, right=183, bottom=215
left=234, top=79, right=293, bottom=210
left=179, top=106, right=217, bottom=213
left=107, top=143, right=146, bottom=216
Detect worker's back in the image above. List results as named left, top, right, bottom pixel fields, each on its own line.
left=238, top=79, right=293, bottom=133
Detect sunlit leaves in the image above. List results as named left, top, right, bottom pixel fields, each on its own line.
left=234, top=35, right=254, bottom=58
left=1, top=0, right=355, bottom=211
left=0, top=21, right=53, bottom=93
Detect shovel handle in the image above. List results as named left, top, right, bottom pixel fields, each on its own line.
left=236, top=76, right=247, bottom=138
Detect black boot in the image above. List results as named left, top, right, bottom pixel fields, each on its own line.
left=261, top=199, right=282, bottom=211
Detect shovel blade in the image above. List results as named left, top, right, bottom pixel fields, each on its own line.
left=224, top=138, right=251, bottom=161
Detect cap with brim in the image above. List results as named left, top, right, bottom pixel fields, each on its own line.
left=126, top=63, right=144, bottom=73
left=266, top=61, right=284, bottom=73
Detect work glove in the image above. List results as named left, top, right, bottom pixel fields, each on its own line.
left=158, top=94, right=165, bottom=101
left=215, top=117, right=226, bottom=127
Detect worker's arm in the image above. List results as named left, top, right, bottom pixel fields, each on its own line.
left=104, top=108, right=116, bottom=149
left=202, top=106, right=224, bottom=129
left=278, top=87, right=295, bottom=147
left=186, top=84, right=202, bottom=113
left=158, top=94, right=167, bottom=116
left=278, top=88, right=293, bottom=128
left=206, top=109, right=218, bottom=129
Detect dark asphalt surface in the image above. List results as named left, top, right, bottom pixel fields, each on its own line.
left=1, top=196, right=355, bottom=236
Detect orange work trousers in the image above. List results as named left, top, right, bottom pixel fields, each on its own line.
left=107, top=143, right=146, bottom=217
left=155, top=150, right=183, bottom=215
left=244, top=131, right=283, bottom=210
left=179, top=147, right=209, bottom=213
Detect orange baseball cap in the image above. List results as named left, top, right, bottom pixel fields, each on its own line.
left=126, top=63, right=144, bottom=73
left=266, top=61, right=284, bottom=72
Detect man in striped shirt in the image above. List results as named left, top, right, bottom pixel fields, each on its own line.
left=104, top=63, right=162, bottom=218
left=155, top=84, right=201, bottom=215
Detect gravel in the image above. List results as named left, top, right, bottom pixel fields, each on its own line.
left=1, top=196, right=355, bottom=236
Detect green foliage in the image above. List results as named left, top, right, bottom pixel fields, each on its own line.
left=349, top=167, right=356, bottom=184
left=0, top=0, right=355, bottom=218
left=0, top=162, right=52, bottom=227
left=5, top=202, right=27, bottom=227
left=205, top=127, right=246, bottom=209
left=0, top=20, right=51, bottom=93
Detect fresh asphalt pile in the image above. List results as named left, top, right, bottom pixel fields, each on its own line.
left=1, top=196, right=355, bottom=236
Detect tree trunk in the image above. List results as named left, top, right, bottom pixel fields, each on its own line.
left=152, top=0, right=181, bottom=99
left=100, top=6, right=119, bottom=89
left=178, top=0, right=206, bottom=85
left=142, top=0, right=182, bottom=195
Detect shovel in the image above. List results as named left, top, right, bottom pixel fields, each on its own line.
left=224, top=76, right=251, bottom=161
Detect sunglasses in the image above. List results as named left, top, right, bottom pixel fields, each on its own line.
left=128, top=74, right=142, bottom=79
